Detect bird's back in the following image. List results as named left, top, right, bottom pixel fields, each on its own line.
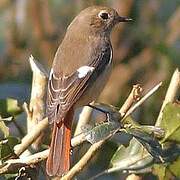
left=52, top=31, right=111, bottom=76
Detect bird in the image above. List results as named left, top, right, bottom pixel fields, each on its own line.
left=46, top=6, right=132, bottom=177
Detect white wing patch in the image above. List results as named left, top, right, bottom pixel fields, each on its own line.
left=77, top=66, right=95, bottom=78
left=49, top=68, right=53, bottom=80
left=109, top=48, right=112, bottom=65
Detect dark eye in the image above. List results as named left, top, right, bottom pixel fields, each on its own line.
left=98, top=12, right=109, bottom=20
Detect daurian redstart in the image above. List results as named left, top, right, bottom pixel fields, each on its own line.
left=46, top=6, right=132, bottom=176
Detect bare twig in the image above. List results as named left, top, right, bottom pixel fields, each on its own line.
left=64, top=85, right=143, bottom=178
left=2, top=83, right=162, bottom=176
left=13, top=85, right=141, bottom=159
left=61, top=83, right=161, bottom=179
left=0, top=149, right=49, bottom=174
left=156, top=69, right=180, bottom=126
left=14, top=117, right=48, bottom=156
left=119, top=84, right=143, bottom=116
left=62, top=135, right=111, bottom=180
left=4, top=85, right=140, bottom=175
left=0, top=133, right=87, bottom=175
left=14, top=116, right=86, bottom=157
left=74, top=102, right=94, bottom=136
left=74, top=84, right=142, bottom=138
left=124, top=82, right=162, bottom=119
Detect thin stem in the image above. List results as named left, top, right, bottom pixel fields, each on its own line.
left=124, top=82, right=162, bottom=120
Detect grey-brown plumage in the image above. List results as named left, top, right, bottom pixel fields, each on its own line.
left=46, top=6, right=132, bottom=177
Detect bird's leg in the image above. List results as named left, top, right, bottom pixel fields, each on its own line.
left=87, top=104, right=110, bottom=122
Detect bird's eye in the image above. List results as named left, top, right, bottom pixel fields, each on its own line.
left=98, top=11, right=109, bottom=20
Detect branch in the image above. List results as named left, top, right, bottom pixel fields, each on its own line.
left=27, top=55, right=48, bottom=150
left=74, top=102, right=94, bottom=136
left=124, top=82, right=162, bottom=119
left=156, top=69, right=180, bottom=126
left=14, top=117, right=86, bottom=156
left=2, top=83, right=162, bottom=176
left=61, top=83, right=161, bottom=178
left=1, top=133, right=87, bottom=175
left=0, top=150, right=49, bottom=174
left=13, top=84, right=142, bottom=161
left=74, top=83, right=142, bottom=137
left=2, top=85, right=140, bottom=175
left=14, top=117, right=48, bottom=156
left=119, top=84, right=142, bottom=116
left=62, top=135, right=111, bottom=180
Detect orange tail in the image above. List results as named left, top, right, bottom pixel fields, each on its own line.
left=46, top=110, right=73, bottom=176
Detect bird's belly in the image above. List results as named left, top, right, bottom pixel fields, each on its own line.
left=75, top=64, right=112, bottom=107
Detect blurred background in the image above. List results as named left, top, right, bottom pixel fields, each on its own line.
left=0, top=0, right=179, bottom=179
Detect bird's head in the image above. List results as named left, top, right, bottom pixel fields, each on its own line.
left=68, top=6, right=132, bottom=36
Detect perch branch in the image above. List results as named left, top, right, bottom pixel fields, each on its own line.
left=2, top=85, right=139, bottom=175
left=62, top=135, right=111, bottom=180
left=14, top=117, right=86, bottom=156
left=14, top=117, right=48, bottom=156
left=1, top=133, right=87, bottom=175
left=1, top=82, right=162, bottom=176
left=74, top=102, right=94, bottom=136
left=61, top=82, right=161, bottom=178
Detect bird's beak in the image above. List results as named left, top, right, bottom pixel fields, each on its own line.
left=116, top=16, right=133, bottom=23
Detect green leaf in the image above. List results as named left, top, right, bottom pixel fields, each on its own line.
left=0, top=98, right=22, bottom=117
left=6, top=98, right=22, bottom=116
left=4, top=173, right=18, bottom=180
left=161, top=103, right=180, bottom=142
left=153, top=163, right=176, bottom=180
left=122, top=117, right=165, bottom=139
left=109, top=138, right=154, bottom=173
left=84, top=121, right=119, bottom=144
left=169, top=157, right=180, bottom=177
left=153, top=164, right=166, bottom=180
left=0, top=136, right=20, bottom=161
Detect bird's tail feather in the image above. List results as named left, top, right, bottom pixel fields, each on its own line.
left=46, top=110, right=73, bottom=176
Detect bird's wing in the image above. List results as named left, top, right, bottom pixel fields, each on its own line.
left=46, top=45, right=112, bottom=124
